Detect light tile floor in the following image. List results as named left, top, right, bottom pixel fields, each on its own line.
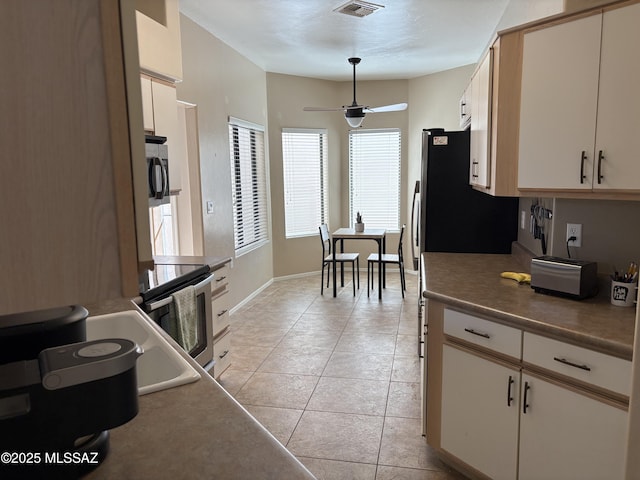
left=219, top=270, right=467, bottom=480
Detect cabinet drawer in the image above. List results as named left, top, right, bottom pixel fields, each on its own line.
left=444, top=308, right=522, bottom=358
left=523, top=332, right=631, bottom=396
left=211, top=289, right=230, bottom=337
left=211, top=263, right=230, bottom=293
left=213, top=329, right=231, bottom=379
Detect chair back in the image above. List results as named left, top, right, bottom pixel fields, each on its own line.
left=319, top=224, right=331, bottom=257
left=397, top=224, right=406, bottom=259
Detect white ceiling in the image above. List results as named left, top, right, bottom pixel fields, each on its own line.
left=179, top=0, right=564, bottom=82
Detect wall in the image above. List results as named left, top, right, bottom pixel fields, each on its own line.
left=266, top=73, right=342, bottom=277
left=178, top=15, right=273, bottom=307
left=517, top=196, right=640, bottom=278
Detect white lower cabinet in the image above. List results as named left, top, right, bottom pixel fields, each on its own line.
left=211, top=260, right=232, bottom=379
left=441, top=344, right=519, bottom=480
left=519, top=373, right=627, bottom=480
left=436, top=306, right=629, bottom=480
left=212, top=328, right=232, bottom=380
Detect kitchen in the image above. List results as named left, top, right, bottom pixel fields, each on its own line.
left=2, top=0, right=640, bottom=479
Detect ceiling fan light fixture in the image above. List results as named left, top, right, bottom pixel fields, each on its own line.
left=345, top=115, right=364, bottom=128
left=345, top=107, right=365, bottom=128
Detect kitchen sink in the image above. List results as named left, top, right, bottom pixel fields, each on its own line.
left=85, top=310, right=200, bottom=395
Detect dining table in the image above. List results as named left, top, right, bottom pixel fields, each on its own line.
left=332, top=228, right=386, bottom=300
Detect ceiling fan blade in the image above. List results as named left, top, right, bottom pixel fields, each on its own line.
left=365, top=103, right=408, bottom=113
left=303, top=106, right=345, bottom=112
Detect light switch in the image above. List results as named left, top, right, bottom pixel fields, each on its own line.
left=206, top=201, right=214, bottom=214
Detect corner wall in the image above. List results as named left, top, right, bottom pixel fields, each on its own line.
left=178, top=14, right=273, bottom=307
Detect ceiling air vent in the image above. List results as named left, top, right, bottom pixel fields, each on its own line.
left=334, top=1, right=384, bottom=18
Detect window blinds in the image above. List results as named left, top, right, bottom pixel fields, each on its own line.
left=282, top=128, right=328, bottom=238
left=228, top=117, right=268, bottom=254
left=349, top=128, right=401, bottom=231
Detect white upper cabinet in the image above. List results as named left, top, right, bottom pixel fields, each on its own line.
left=459, top=83, right=471, bottom=130
left=593, top=3, right=640, bottom=190
left=518, top=14, right=601, bottom=190
left=469, top=50, right=493, bottom=189
left=518, top=3, right=640, bottom=192
left=141, top=76, right=154, bottom=131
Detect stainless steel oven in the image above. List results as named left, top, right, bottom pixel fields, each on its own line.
left=139, top=264, right=214, bottom=371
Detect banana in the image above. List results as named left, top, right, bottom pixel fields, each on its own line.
left=501, top=272, right=531, bottom=284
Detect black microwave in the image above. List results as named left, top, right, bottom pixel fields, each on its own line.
left=145, top=135, right=170, bottom=207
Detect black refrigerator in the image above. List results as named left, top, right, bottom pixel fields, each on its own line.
left=410, top=128, right=518, bottom=269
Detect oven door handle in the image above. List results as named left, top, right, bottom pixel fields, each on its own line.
left=146, top=274, right=214, bottom=311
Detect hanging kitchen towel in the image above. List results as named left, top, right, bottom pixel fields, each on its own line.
left=171, top=285, right=198, bottom=353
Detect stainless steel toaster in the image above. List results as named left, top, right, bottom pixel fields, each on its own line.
left=531, top=256, right=598, bottom=299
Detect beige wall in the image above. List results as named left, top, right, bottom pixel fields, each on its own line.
left=266, top=73, right=342, bottom=277
left=266, top=74, right=411, bottom=277
left=178, top=15, right=273, bottom=307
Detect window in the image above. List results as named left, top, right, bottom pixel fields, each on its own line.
left=349, top=128, right=401, bottom=230
left=281, top=128, right=329, bottom=238
left=228, top=117, right=269, bottom=254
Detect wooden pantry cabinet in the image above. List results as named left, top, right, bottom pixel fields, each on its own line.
left=426, top=302, right=630, bottom=480
left=518, top=1, right=640, bottom=194
left=0, top=0, right=151, bottom=315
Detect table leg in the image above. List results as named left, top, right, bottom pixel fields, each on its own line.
left=382, top=235, right=386, bottom=288
left=332, top=237, right=338, bottom=297
left=377, top=238, right=383, bottom=300
left=339, top=239, right=345, bottom=287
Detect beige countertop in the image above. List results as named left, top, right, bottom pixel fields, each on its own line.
left=153, top=255, right=231, bottom=271
left=421, top=252, right=636, bottom=360
left=83, top=298, right=315, bottom=480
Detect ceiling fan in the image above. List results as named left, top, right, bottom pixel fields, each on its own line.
left=303, top=57, right=408, bottom=128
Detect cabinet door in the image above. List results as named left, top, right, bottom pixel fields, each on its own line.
left=469, top=51, right=492, bottom=188
left=441, top=345, right=519, bottom=480
left=150, top=80, right=181, bottom=192
left=519, top=373, right=627, bottom=480
left=459, top=83, right=471, bottom=130
left=593, top=3, right=640, bottom=190
left=518, top=14, right=601, bottom=190
left=140, top=76, right=154, bottom=132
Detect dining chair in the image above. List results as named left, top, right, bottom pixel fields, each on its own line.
left=319, top=224, right=360, bottom=296
left=367, top=224, right=406, bottom=298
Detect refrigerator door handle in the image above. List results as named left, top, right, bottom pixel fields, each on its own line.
left=411, top=180, right=420, bottom=270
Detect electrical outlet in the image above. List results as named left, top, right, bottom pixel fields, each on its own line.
left=566, top=223, right=582, bottom=247
left=521, top=210, right=526, bottom=230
